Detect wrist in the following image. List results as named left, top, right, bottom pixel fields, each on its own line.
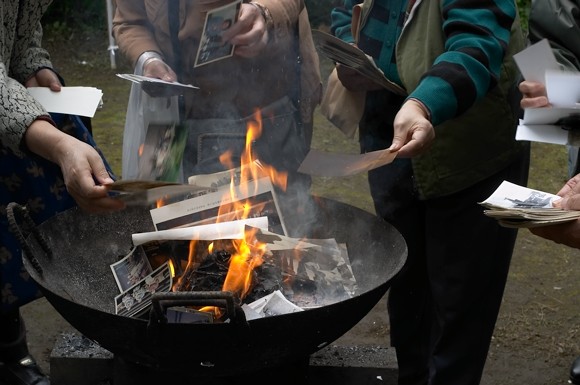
left=249, top=2, right=274, bottom=41
left=407, top=98, right=431, bottom=122
left=136, top=51, right=164, bottom=73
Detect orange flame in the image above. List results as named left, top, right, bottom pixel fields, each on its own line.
left=168, top=108, right=289, bottom=318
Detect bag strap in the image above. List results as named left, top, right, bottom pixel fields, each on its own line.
left=168, top=1, right=182, bottom=80
left=168, top=1, right=185, bottom=120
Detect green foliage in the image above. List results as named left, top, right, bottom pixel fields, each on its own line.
left=517, top=0, right=531, bottom=31
left=43, top=0, right=106, bottom=30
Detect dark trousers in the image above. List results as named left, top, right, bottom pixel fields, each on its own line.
left=367, top=150, right=529, bottom=385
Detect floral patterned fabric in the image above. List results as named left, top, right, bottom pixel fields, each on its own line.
left=0, top=114, right=113, bottom=313
left=1, top=1, right=116, bottom=313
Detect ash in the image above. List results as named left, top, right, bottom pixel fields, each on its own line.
left=52, top=332, right=112, bottom=359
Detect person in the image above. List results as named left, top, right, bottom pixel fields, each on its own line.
left=1, top=1, right=126, bottom=384
left=519, top=0, right=580, bottom=178
left=329, top=1, right=530, bottom=384
left=518, top=1, right=580, bottom=382
left=112, top=0, right=322, bottom=209
left=526, top=172, right=580, bottom=384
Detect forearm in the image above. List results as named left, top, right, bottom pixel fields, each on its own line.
left=409, top=0, right=516, bottom=126
left=330, top=1, right=356, bottom=42
left=258, top=0, right=303, bottom=42
left=23, top=119, right=73, bottom=166
left=112, top=0, right=162, bottom=66
left=10, top=22, right=53, bottom=84
left=0, top=64, right=49, bottom=154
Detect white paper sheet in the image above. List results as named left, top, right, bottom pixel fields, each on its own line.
left=131, top=217, right=269, bottom=246
left=516, top=123, right=570, bottom=145
left=513, top=38, right=560, bottom=83
left=27, top=86, right=103, bottom=117
left=545, top=70, right=580, bottom=107
left=297, top=148, right=397, bottom=177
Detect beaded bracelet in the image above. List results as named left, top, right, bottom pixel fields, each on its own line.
left=249, top=2, right=274, bottom=36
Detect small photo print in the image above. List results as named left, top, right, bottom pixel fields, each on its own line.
left=138, top=123, right=188, bottom=183
left=114, top=262, right=173, bottom=318
left=110, top=246, right=153, bottom=293
left=195, top=0, right=241, bottom=67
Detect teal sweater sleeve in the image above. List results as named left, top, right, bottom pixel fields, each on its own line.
left=409, top=0, right=516, bottom=125
left=330, top=1, right=356, bottom=44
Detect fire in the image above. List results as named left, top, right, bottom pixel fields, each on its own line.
left=170, top=108, right=285, bottom=318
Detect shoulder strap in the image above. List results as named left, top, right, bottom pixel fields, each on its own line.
left=168, top=1, right=182, bottom=81
left=167, top=1, right=185, bottom=120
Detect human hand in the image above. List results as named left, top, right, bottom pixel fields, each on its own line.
left=519, top=80, right=549, bottom=109
left=143, top=58, right=176, bottom=82
left=24, top=68, right=61, bottom=91
left=528, top=173, right=580, bottom=249
left=551, top=173, right=580, bottom=210
left=54, top=137, right=126, bottom=213
left=141, top=58, right=180, bottom=97
left=389, top=99, right=435, bottom=157
left=25, top=120, right=125, bottom=214
left=335, top=64, right=383, bottom=92
left=226, top=3, right=269, bottom=58
left=529, top=221, right=580, bottom=249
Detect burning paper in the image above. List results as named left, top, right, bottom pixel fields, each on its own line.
left=116, top=224, right=357, bottom=321
left=150, top=173, right=288, bottom=235
left=131, top=217, right=269, bottom=246
left=242, top=290, right=303, bottom=321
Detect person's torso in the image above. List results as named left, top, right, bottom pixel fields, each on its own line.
left=143, top=0, right=301, bottom=119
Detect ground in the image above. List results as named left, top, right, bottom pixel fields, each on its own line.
left=20, top=25, right=580, bottom=385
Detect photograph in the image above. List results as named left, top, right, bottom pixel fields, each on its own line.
left=194, top=1, right=241, bottom=67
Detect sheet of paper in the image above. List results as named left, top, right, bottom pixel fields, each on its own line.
left=297, top=148, right=397, bottom=177
left=311, top=29, right=406, bottom=96
left=545, top=70, right=580, bottom=107
left=521, top=106, right=580, bottom=125
left=27, top=86, right=103, bottom=117
left=480, top=180, right=559, bottom=209
left=107, top=180, right=212, bottom=206
left=513, top=38, right=560, bottom=83
left=516, top=123, right=570, bottom=145
left=149, top=176, right=287, bottom=235
left=116, top=73, right=198, bottom=90
left=131, top=217, right=269, bottom=246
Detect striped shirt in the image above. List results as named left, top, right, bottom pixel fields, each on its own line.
left=330, top=0, right=516, bottom=125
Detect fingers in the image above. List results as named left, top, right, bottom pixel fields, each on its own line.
left=59, top=142, right=125, bottom=214
left=143, top=59, right=177, bottom=82
left=25, top=68, right=62, bottom=91
left=519, top=81, right=549, bottom=108
left=521, top=96, right=550, bottom=109
left=230, top=3, right=268, bottom=58
left=389, top=99, right=435, bottom=157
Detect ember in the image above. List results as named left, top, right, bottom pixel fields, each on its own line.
left=176, top=247, right=283, bottom=305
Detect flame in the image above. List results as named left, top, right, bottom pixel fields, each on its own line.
left=214, top=110, right=288, bottom=224
left=167, top=108, right=289, bottom=318
left=222, top=227, right=266, bottom=299
left=211, top=110, right=282, bottom=302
